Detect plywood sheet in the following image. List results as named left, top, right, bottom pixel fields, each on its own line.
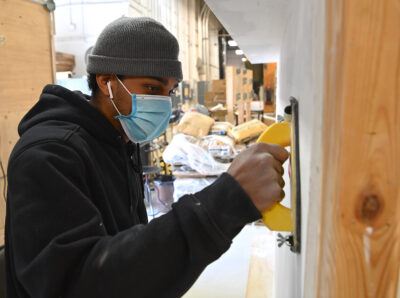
left=0, top=0, right=54, bottom=243
left=0, top=0, right=54, bottom=113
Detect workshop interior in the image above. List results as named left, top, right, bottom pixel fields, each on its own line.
left=0, top=0, right=399, bottom=297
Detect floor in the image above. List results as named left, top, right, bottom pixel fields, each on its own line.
left=146, top=184, right=276, bottom=298
left=183, top=223, right=275, bottom=298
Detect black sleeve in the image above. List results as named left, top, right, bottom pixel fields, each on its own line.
left=6, top=141, right=261, bottom=298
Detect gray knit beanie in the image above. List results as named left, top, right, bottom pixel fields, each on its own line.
left=87, top=17, right=182, bottom=81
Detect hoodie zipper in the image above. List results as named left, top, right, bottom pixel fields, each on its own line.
left=117, top=136, right=146, bottom=224
left=130, top=144, right=146, bottom=223
left=116, top=136, right=136, bottom=223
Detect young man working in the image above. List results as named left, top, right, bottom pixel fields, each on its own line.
left=5, top=17, right=288, bottom=297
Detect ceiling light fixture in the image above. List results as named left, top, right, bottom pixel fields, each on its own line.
left=228, top=40, right=237, bottom=47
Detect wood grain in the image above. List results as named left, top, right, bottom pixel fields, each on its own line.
left=0, top=0, right=54, bottom=237
left=246, top=233, right=274, bottom=298
left=317, top=0, right=400, bottom=297
left=226, top=66, right=235, bottom=123
left=0, top=0, right=53, bottom=113
left=245, top=99, right=252, bottom=122
left=238, top=99, right=244, bottom=124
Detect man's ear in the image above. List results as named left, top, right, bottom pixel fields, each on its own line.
left=96, top=74, right=115, bottom=98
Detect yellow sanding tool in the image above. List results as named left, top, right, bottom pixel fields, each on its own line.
left=256, top=97, right=301, bottom=252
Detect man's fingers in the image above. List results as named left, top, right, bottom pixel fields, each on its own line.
left=266, top=144, right=290, bottom=163
left=253, top=143, right=289, bottom=164
left=228, top=142, right=289, bottom=212
left=273, top=159, right=284, bottom=175
left=278, top=175, right=285, bottom=188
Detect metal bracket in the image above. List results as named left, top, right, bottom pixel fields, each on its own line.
left=277, top=233, right=294, bottom=248
left=276, top=97, right=301, bottom=253
left=26, top=0, right=56, bottom=12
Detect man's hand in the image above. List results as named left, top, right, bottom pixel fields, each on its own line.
left=227, top=143, right=289, bottom=213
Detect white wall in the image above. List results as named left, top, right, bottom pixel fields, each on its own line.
left=207, top=12, right=221, bottom=81
left=274, top=0, right=325, bottom=297
left=54, top=0, right=130, bottom=77
left=54, top=0, right=221, bottom=86
left=205, top=0, right=289, bottom=64
left=128, top=0, right=189, bottom=76
left=129, top=0, right=222, bottom=104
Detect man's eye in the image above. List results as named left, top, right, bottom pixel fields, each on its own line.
left=169, top=89, right=177, bottom=96
left=147, top=86, right=159, bottom=92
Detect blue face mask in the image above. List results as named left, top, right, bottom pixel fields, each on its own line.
left=107, top=77, right=172, bottom=143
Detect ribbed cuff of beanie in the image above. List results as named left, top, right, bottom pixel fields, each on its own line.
left=87, top=55, right=183, bottom=82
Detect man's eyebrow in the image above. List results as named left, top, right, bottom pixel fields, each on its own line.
left=145, top=77, right=179, bottom=90
left=146, top=77, right=168, bottom=85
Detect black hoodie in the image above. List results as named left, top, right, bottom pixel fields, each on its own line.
left=5, top=85, right=261, bottom=298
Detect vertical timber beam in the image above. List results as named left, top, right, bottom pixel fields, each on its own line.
left=317, top=0, right=400, bottom=297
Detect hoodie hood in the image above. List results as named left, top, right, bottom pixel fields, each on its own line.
left=19, top=84, right=122, bottom=144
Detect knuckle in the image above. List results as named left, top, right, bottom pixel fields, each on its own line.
left=266, top=168, right=278, bottom=180
left=253, top=142, right=270, bottom=153
left=263, top=153, right=274, bottom=164
left=273, top=183, right=282, bottom=195
left=267, top=184, right=282, bottom=202
left=251, top=143, right=264, bottom=154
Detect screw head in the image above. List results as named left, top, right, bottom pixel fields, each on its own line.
left=0, top=35, right=6, bottom=48
left=46, top=0, right=56, bottom=11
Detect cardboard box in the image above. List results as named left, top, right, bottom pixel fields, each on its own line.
left=204, top=91, right=226, bottom=107
left=210, top=109, right=228, bottom=121
left=228, top=119, right=267, bottom=143
left=56, top=52, right=75, bottom=72
left=264, top=103, right=276, bottom=114
left=251, top=101, right=264, bottom=111
left=263, top=115, right=276, bottom=126
left=176, top=112, right=214, bottom=137
left=212, top=80, right=226, bottom=94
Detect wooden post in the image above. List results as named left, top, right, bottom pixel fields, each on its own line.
left=226, top=66, right=235, bottom=123
left=237, top=99, right=244, bottom=124
left=245, top=99, right=252, bottom=122
left=317, top=0, right=400, bottom=296
left=0, top=0, right=55, bottom=245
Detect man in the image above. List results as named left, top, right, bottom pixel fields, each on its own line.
left=5, top=17, right=288, bottom=297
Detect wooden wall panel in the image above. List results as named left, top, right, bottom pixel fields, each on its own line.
left=263, top=63, right=277, bottom=91
left=0, top=0, right=54, bottom=113
left=0, top=0, right=54, bottom=244
left=317, top=0, right=400, bottom=297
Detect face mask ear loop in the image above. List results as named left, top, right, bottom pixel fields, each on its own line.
left=116, top=76, right=132, bottom=95
left=107, top=81, right=123, bottom=116
left=115, top=76, right=137, bottom=115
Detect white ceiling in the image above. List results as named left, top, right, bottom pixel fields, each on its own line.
left=205, top=0, right=290, bottom=64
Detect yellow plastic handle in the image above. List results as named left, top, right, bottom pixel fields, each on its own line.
left=256, top=122, right=292, bottom=232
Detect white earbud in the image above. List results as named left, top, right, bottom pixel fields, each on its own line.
left=107, top=81, right=113, bottom=99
